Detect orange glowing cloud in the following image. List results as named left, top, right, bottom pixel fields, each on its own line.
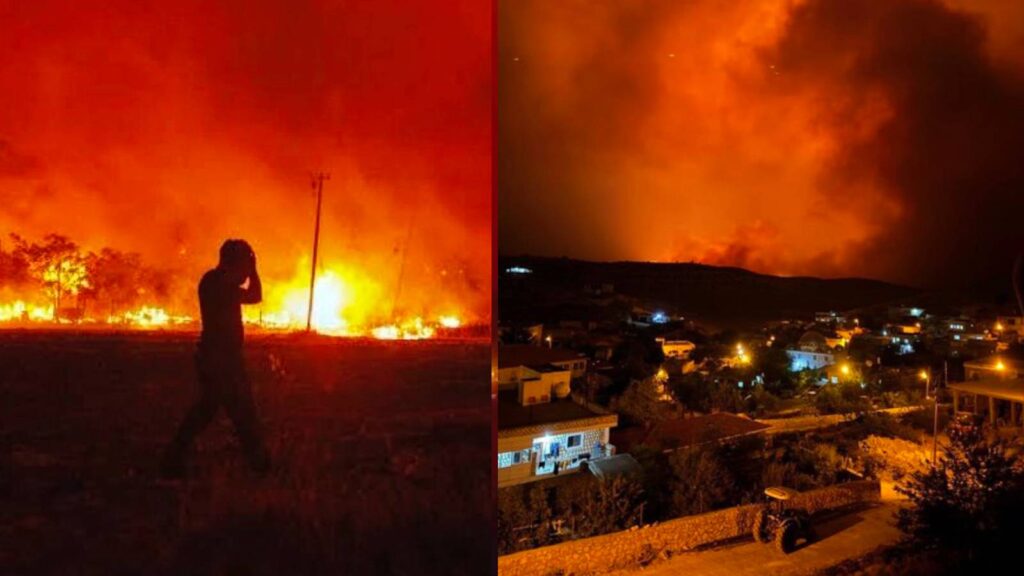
left=499, top=0, right=1024, bottom=289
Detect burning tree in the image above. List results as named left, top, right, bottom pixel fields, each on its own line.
left=0, top=239, right=30, bottom=287
left=85, top=248, right=157, bottom=318
left=10, top=233, right=89, bottom=321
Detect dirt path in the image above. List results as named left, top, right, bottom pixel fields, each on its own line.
left=612, top=503, right=903, bottom=576
left=757, top=406, right=924, bottom=435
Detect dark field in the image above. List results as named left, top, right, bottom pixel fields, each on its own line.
left=0, top=330, right=492, bottom=576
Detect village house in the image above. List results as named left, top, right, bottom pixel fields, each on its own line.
left=950, top=353, right=1024, bottom=430
left=497, top=346, right=617, bottom=487
left=656, top=336, right=696, bottom=359
left=786, top=330, right=838, bottom=372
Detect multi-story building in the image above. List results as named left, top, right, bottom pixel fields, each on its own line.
left=951, top=352, right=1024, bottom=429
left=497, top=346, right=617, bottom=487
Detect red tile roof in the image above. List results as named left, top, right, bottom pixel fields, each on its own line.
left=613, top=413, right=769, bottom=452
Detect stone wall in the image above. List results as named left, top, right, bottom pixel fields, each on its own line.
left=497, top=480, right=880, bottom=576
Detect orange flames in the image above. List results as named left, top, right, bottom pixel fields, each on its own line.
left=242, top=258, right=464, bottom=339
left=1, top=255, right=467, bottom=339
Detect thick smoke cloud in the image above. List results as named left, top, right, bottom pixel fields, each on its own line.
left=499, top=0, right=1024, bottom=291
left=0, top=1, right=490, bottom=317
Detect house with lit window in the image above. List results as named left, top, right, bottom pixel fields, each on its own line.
left=656, top=337, right=696, bottom=359
left=950, top=353, right=1024, bottom=430
left=995, top=315, right=1024, bottom=340
left=786, top=330, right=837, bottom=372
left=497, top=346, right=617, bottom=487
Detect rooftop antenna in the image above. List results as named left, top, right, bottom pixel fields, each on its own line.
left=307, top=171, right=330, bottom=332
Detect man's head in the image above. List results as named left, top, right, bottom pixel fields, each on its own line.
left=218, top=239, right=254, bottom=283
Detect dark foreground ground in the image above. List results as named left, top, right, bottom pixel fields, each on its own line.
left=0, top=330, right=492, bottom=576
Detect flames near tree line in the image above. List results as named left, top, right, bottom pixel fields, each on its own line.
left=0, top=232, right=472, bottom=339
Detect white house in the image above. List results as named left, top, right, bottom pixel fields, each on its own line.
left=497, top=348, right=617, bottom=488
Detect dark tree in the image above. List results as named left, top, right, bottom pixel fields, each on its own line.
left=897, top=421, right=1024, bottom=566
left=614, top=375, right=673, bottom=427
left=571, top=475, right=645, bottom=537
left=85, top=248, right=146, bottom=317
left=668, top=445, right=736, bottom=516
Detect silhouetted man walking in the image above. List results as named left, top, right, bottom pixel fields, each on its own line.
left=162, top=239, right=270, bottom=478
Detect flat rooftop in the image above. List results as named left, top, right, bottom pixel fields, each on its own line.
left=949, top=378, right=1024, bottom=403
left=498, top=344, right=584, bottom=369
left=498, top=390, right=612, bottom=431
left=964, top=351, right=1024, bottom=371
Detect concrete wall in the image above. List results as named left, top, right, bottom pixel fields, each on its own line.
left=498, top=480, right=880, bottom=576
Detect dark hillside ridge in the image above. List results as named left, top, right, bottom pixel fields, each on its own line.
left=499, top=256, right=920, bottom=324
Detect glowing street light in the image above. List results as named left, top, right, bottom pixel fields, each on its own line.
left=545, top=335, right=553, bottom=349
left=995, top=360, right=1006, bottom=371
left=840, top=363, right=850, bottom=376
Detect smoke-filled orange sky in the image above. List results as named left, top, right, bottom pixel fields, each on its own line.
left=0, top=1, right=490, bottom=319
left=499, top=0, right=1024, bottom=290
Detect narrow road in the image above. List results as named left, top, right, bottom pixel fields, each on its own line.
left=757, top=406, right=924, bottom=435
left=612, top=503, right=903, bottom=576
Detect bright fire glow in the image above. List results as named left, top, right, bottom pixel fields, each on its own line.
left=0, top=301, right=53, bottom=323
left=439, top=315, right=461, bottom=328
left=3, top=255, right=469, bottom=339
left=242, top=259, right=459, bottom=339
left=110, top=306, right=193, bottom=328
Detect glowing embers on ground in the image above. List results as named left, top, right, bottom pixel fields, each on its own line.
left=0, top=301, right=53, bottom=323
left=243, top=264, right=463, bottom=340
left=0, top=299, right=192, bottom=328
left=108, top=306, right=193, bottom=328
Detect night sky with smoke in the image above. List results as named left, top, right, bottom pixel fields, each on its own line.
left=0, top=1, right=490, bottom=318
left=499, top=0, right=1024, bottom=291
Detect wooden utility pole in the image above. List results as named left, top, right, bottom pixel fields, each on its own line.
left=307, top=172, right=330, bottom=332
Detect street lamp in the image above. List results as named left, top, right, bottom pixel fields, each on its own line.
left=545, top=335, right=553, bottom=349
left=919, top=369, right=930, bottom=399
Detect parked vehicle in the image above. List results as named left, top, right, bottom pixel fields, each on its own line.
left=752, top=486, right=815, bottom=553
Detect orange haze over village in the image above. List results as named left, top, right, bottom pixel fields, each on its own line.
left=499, top=0, right=1024, bottom=289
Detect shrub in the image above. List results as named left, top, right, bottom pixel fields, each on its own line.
left=668, top=446, right=737, bottom=516
left=897, top=421, right=1024, bottom=566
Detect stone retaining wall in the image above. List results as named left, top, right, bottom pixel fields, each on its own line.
left=497, top=480, right=880, bottom=576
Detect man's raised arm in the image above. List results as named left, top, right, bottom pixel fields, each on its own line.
left=241, top=253, right=262, bottom=304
